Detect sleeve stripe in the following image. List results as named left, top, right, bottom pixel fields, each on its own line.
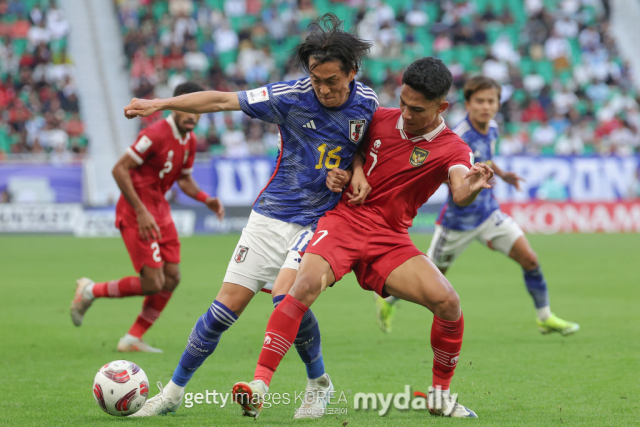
left=126, top=147, right=144, bottom=165
left=181, top=168, right=193, bottom=174
left=448, top=164, right=470, bottom=178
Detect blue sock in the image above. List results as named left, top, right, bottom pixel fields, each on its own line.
left=273, top=295, right=325, bottom=379
left=523, top=266, right=549, bottom=309
left=171, top=300, right=237, bottom=387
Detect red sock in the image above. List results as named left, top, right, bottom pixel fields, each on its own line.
left=431, top=313, right=464, bottom=390
left=128, top=291, right=173, bottom=338
left=254, top=294, right=308, bottom=386
left=92, top=277, right=143, bottom=298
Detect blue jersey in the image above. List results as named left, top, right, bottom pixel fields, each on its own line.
left=437, top=116, right=501, bottom=231
left=237, top=78, right=378, bottom=226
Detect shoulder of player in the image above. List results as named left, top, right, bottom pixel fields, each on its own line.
left=451, top=119, right=473, bottom=139
left=268, top=78, right=313, bottom=98
left=439, top=128, right=472, bottom=151
left=373, top=107, right=400, bottom=121
left=138, top=118, right=171, bottom=140
left=354, top=82, right=379, bottom=105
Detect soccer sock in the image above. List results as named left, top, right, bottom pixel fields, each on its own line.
left=92, top=277, right=143, bottom=298
left=128, top=291, right=172, bottom=338
left=523, top=266, right=550, bottom=319
left=171, top=300, right=237, bottom=387
left=273, top=295, right=325, bottom=380
left=255, top=294, right=308, bottom=386
left=384, top=296, right=399, bottom=305
left=431, top=313, right=464, bottom=391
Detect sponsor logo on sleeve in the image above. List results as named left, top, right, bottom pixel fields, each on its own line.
left=247, top=88, right=269, bottom=104
left=135, top=135, right=152, bottom=153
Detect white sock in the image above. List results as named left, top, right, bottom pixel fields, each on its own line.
left=83, top=282, right=95, bottom=300
left=165, top=380, right=185, bottom=399
left=537, top=306, right=551, bottom=321
left=384, top=296, right=398, bottom=305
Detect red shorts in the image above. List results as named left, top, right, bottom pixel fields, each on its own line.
left=305, top=212, right=423, bottom=297
left=119, top=221, right=180, bottom=272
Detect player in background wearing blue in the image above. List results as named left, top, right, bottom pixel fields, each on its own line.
left=123, top=14, right=378, bottom=418
left=376, top=76, right=579, bottom=336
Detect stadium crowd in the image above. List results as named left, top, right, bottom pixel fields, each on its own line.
left=114, top=0, right=639, bottom=158
left=0, top=0, right=88, bottom=162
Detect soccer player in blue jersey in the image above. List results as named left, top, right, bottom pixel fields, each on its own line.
left=123, top=14, right=378, bottom=418
left=376, top=76, right=579, bottom=336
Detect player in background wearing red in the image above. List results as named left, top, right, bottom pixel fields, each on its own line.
left=70, top=82, right=225, bottom=353
left=233, top=57, right=493, bottom=418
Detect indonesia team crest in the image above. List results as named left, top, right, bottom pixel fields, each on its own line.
left=235, top=246, right=249, bottom=263
left=410, top=147, right=430, bottom=167
left=349, top=119, right=366, bottom=143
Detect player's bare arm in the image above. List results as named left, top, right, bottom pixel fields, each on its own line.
left=124, top=91, right=241, bottom=118
left=346, top=151, right=371, bottom=204
left=449, top=163, right=494, bottom=206
left=176, top=174, right=225, bottom=220
left=491, top=161, right=525, bottom=191
left=112, top=153, right=161, bottom=241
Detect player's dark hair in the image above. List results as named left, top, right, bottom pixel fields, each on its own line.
left=173, top=82, right=204, bottom=97
left=294, top=13, right=372, bottom=75
left=401, top=57, right=453, bottom=101
left=463, top=75, right=502, bottom=101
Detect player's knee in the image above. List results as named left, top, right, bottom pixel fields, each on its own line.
left=431, top=284, right=460, bottom=321
left=141, top=272, right=164, bottom=294
left=164, top=272, right=181, bottom=291
left=520, top=251, right=539, bottom=271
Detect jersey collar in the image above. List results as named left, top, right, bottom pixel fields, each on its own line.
left=396, top=115, right=446, bottom=143
left=166, top=115, right=191, bottom=145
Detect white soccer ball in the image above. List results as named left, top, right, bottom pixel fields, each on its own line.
left=92, top=360, right=149, bottom=416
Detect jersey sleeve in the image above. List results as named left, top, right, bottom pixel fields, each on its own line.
left=236, top=81, right=299, bottom=125
left=126, top=130, right=158, bottom=165
left=447, top=142, right=474, bottom=178
left=181, top=135, right=197, bottom=174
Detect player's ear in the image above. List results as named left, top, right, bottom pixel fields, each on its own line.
left=437, top=100, right=450, bottom=115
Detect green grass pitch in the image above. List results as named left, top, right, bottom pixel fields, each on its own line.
left=1, top=233, right=639, bottom=426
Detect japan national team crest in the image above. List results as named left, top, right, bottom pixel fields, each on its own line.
left=349, top=119, right=366, bottom=143
left=235, top=246, right=249, bottom=263
left=410, top=147, right=430, bottom=167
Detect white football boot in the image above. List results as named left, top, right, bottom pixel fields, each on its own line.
left=427, top=386, right=478, bottom=418
left=129, top=381, right=183, bottom=417
left=117, top=334, right=163, bottom=353
left=70, top=277, right=94, bottom=326
left=294, top=373, right=334, bottom=419
left=232, top=380, right=268, bottom=418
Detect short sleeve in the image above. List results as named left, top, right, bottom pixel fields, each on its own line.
left=126, top=131, right=157, bottom=165
left=447, top=144, right=474, bottom=178
left=181, top=136, right=196, bottom=174
left=236, top=80, right=301, bottom=125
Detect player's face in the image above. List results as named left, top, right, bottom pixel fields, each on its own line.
left=465, top=88, right=500, bottom=127
left=308, top=58, right=356, bottom=108
left=399, top=84, right=449, bottom=135
left=172, top=111, right=201, bottom=135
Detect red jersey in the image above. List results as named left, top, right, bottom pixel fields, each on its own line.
left=334, top=108, right=474, bottom=233
left=116, top=115, right=196, bottom=228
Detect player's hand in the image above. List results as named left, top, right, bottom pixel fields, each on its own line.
left=346, top=168, right=371, bottom=204
left=501, top=171, right=525, bottom=191
left=326, top=168, right=351, bottom=193
left=205, top=197, right=225, bottom=221
left=464, top=163, right=494, bottom=193
left=136, top=209, right=162, bottom=241
left=124, top=98, right=160, bottom=119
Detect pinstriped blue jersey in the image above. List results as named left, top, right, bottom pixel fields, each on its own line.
left=437, top=116, right=501, bottom=230
left=237, top=78, right=378, bottom=226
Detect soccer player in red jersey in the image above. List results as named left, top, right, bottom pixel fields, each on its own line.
left=233, top=58, right=493, bottom=418
left=70, top=82, right=225, bottom=353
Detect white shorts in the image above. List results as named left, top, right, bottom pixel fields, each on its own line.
left=427, top=210, right=524, bottom=269
left=223, top=210, right=314, bottom=293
